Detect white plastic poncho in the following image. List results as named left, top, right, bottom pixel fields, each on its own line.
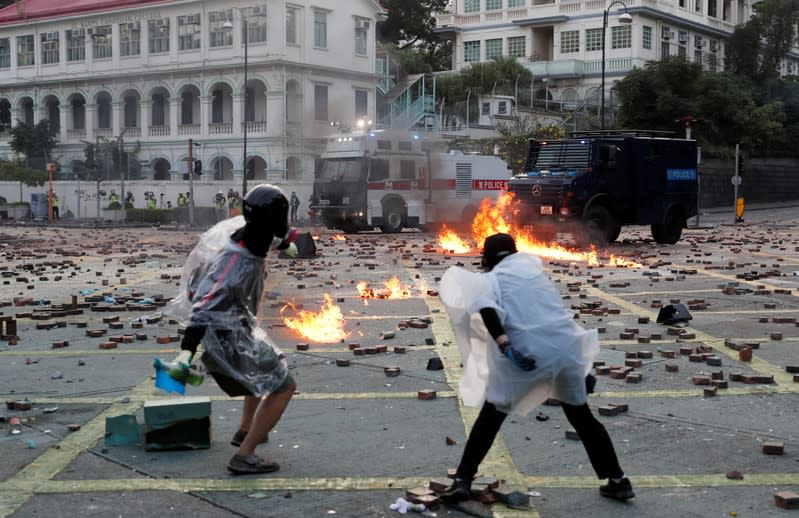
left=166, top=216, right=289, bottom=397
left=439, top=252, right=599, bottom=416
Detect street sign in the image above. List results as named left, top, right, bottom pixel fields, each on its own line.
left=731, top=176, right=742, bottom=186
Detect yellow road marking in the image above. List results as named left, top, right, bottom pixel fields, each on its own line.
left=523, top=472, right=799, bottom=488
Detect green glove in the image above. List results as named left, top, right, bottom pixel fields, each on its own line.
left=283, top=242, right=298, bottom=258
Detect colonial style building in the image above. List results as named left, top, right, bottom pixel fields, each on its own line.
left=0, top=0, right=385, bottom=186
left=434, top=0, right=796, bottom=119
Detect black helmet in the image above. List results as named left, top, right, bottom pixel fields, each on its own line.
left=481, top=233, right=517, bottom=271
left=242, top=184, right=290, bottom=236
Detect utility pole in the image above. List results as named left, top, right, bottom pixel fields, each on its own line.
left=188, top=138, right=195, bottom=227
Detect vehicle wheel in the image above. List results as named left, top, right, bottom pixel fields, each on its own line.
left=380, top=200, right=404, bottom=234
left=583, top=206, right=615, bottom=246
left=651, top=207, right=683, bottom=244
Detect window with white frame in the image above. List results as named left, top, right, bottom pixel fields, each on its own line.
left=286, top=7, right=298, bottom=45
left=245, top=6, right=267, bottom=44
left=695, top=0, right=702, bottom=12
left=508, top=0, right=525, bottom=6
left=314, top=84, right=328, bottom=121
left=642, top=26, right=652, bottom=50
left=149, top=18, right=170, bottom=54
left=178, top=14, right=201, bottom=51
left=677, top=45, right=686, bottom=57
left=40, top=32, right=59, bottom=64
left=611, top=25, right=631, bottom=49
left=694, top=49, right=702, bottom=64
left=486, top=0, right=501, bottom=10
left=497, top=101, right=507, bottom=114
left=17, top=35, right=34, bottom=66
left=91, top=26, right=112, bottom=59
left=464, top=0, right=480, bottom=13
left=507, top=36, right=525, bottom=57
left=0, top=38, right=10, bottom=68
left=661, top=41, right=670, bottom=58
left=120, top=22, right=140, bottom=56
left=355, top=89, right=368, bottom=117
left=67, top=29, right=85, bottom=61
left=586, top=28, right=602, bottom=51
left=313, top=10, right=327, bottom=49
left=481, top=102, right=490, bottom=115
left=485, top=38, right=502, bottom=59
left=355, top=22, right=367, bottom=55
left=560, top=30, right=579, bottom=53
left=706, top=52, right=717, bottom=72
left=464, top=40, right=480, bottom=62
left=209, top=10, right=233, bottom=47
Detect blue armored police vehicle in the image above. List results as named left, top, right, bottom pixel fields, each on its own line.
left=508, top=130, right=698, bottom=245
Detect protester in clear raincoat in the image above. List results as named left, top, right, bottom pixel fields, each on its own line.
left=438, top=233, right=634, bottom=503
left=167, top=184, right=298, bottom=475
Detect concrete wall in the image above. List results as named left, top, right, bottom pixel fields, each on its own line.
left=699, top=157, right=799, bottom=209
left=0, top=179, right=313, bottom=223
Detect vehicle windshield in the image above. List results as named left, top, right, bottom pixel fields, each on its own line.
left=529, top=140, right=590, bottom=170
left=317, top=158, right=364, bottom=181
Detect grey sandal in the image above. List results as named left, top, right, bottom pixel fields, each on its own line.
left=227, top=453, right=279, bottom=474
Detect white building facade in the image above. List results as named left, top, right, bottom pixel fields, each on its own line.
left=434, top=0, right=793, bottom=115
left=0, top=0, right=385, bottom=203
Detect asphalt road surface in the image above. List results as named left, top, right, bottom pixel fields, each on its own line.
left=1, top=205, right=798, bottom=517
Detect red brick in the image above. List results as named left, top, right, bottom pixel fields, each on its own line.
left=384, top=367, right=401, bottom=377
left=335, top=359, right=350, bottom=367
left=679, top=346, right=694, bottom=355
left=637, top=350, right=653, bottom=359
left=689, top=354, right=704, bottom=362
left=156, top=336, right=171, bottom=345
left=712, top=379, right=729, bottom=389
left=418, top=389, right=437, bottom=400
left=393, top=346, right=406, bottom=354
left=692, top=375, right=711, bottom=385
left=762, top=441, right=784, bottom=455
left=739, top=347, right=753, bottom=362
left=774, top=491, right=799, bottom=510
left=770, top=332, right=783, bottom=341
left=296, top=343, right=310, bottom=351
left=99, top=342, right=118, bottom=350
left=624, top=359, right=643, bottom=368
left=665, top=363, right=679, bottom=372
left=661, top=350, right=676, bottom=359
left=703, top=386, right=718, bottom=397
left=598, top=405, right=620, bottom=416
left=347, top=343, right=360, bottom=350
left=625, top=372, right=643, bottom=383
left=595, top=365, right=611, bottom=375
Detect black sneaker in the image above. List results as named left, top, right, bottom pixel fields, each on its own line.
left=440, top=478, right=472, bottom=504
left=599, top=477, right=635, bottom=501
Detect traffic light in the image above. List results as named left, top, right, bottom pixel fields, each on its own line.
left=193, top=159, right=202, bottom=175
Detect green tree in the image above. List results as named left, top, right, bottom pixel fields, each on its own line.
left=725, top=0, right=799, bottom=81
left=616, top=56, right=787, bottom=155
left=9, top=120, right=59, bottom=170
left=0, top=160, right=48, bottom=202
left=377, top=0, right=449, bottom=48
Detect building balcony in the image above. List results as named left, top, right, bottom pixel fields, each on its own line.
left=67, top=128, right=86, bottom=140
left=525, top=57, right=648, bottom=78
left=95, top=128, right=112, bottom=139
left=244, top=121, right=267, bottom=133
left=149, top=125, right=169, bottom=137
left=209, top=123, right=232, bottom=135
left=178, top=124, right=201, bottom=136
left=124, top=127, right=141, bottom=138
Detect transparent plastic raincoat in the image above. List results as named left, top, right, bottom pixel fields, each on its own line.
left=440, top=252, right=599, bottom=415
left=167, top=216, right=289, bottom=397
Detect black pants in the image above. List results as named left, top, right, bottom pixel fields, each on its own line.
left=456, top=401, right=624, bottom=481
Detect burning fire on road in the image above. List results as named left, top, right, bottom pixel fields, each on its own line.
left=281, top=293, right=350, bottom=343
left=438, top=193, right=644, bottom=268
left=357, top=277, right=413, bottom=300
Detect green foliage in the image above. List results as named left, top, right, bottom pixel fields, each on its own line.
left=377, top=0, right=449, bottom=48
left=107, top=201, right=122, bottom=210
left=725, top=0, right=799, bottom=82
left=384, top=42, right=452, bottom=74
left=448, top=121, right=564, bottom=175
left=0, top=195, right=5, bottom=204
left=615, top=57, right=789, bottom=156
left=437, top=57, right=533, bottom=121
left=9, top=120, right=58, bottom=170
left=0, top=160, right=48, bottom=186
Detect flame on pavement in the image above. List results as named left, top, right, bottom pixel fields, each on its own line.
left=281, top=293, right=350, bottom=343
left=332, top=234, right=346, bottom=241
left=357, top=277, right=413, bottom=299
left=438, top=224, right=471, bottom=253
left=437, top=192, right=644, bottom=268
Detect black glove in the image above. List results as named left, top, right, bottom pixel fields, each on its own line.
left=500, top=342, right=537, bottom=371
left=180, top=325, right=206, bottom=355
left=585, top=373, right=597, bottom=394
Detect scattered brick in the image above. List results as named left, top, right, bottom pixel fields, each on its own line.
left=428, top=479, right=452, bottom=493
left=665, top=363, right=679, bottom=372
left=99, top=342, right=118, bottom=350
left=418, top=389, right=437, bottom=400
left=335, top=359, right=350, bottom=367
left=770, top=332, right=783, bottom=341
left=564, top=429, right=580, bottom=440
left=703, top=386, right=718, bottom=397
left=762, top=441, right=784, bottom=455
left=661, top=349, right=676, bottom=359
left=598, top=405, right=620, bottom=416
left=624, top=359, right=642, bottom=368
left=384, top=367, right=401, bottom=377
left=712, top=379, right=729, bottom=389
left=774, top=491, right=799, bottom=510
left=706, top=356, right=722, bottom=366
left=692, top=375, right=711, bottom=385
left=625, top=372, right=642, bottom=383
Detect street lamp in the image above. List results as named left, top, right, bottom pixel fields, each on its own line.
left=223, top=8, right=250, bottom=197
left=600, top=1, right=632, bottom=130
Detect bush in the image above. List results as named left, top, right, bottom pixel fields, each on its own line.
left=107, top=201, right=122, bottom=210
left=9, top=201, right=30, bottom=207
left=0, top=196, right=6, bottom=204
